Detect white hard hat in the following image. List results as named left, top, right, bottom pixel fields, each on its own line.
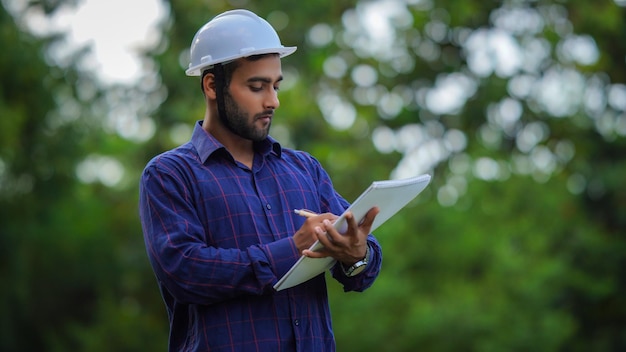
left=185, top=9, right=297, bottom=76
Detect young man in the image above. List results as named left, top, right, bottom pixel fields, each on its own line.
left=139, top=9, right=382, bottom=351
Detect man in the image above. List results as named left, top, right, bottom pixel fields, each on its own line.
left=139, top=9, right=382, bottom=351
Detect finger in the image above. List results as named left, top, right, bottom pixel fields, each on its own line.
left=343, top=211, right=359, bottom=234
left=358, top=207, right=380, bottom=231
left=315, top=223, right=337, bottom=248
left=302, top=228, right=331, bottom=258
left=311, top=213, right=338, bottom=222
left=337, top=211, right=361, bottom=241
left=326, top=218, right=353, bottom=245
left=302, top=248, right=330, bottom=258
left=303, top=215, right=330, bottom=230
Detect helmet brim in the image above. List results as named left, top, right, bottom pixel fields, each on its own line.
left=186, top=46, right=297, bottom=76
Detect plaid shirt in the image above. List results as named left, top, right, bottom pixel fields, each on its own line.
left=139, top=121, right=382, bottom=351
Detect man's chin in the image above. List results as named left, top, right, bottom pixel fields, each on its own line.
left=250, top=130, right=270, bottom=142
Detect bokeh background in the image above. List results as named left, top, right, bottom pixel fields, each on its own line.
left=1, top=0, right=625, bottom=351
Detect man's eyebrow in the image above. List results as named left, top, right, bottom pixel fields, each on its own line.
left=247, top=76, right=284, bottom=84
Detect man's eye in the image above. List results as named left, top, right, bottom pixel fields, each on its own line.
left=250, top=86, right=263, bottom=92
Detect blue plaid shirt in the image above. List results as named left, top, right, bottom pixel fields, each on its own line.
left=139, top=121, right=382, bottom=351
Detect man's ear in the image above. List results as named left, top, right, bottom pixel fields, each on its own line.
left=202, top=73, right=217, bottom=99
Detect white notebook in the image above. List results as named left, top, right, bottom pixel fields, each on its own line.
left=274, top=174, right=432, bottom=291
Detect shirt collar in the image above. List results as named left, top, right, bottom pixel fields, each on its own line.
left=191, top=120, right=282, bottom=164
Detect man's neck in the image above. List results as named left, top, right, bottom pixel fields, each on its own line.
left=202, top=115, right=254, bottom=168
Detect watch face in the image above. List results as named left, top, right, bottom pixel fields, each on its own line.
left=348, top=262, right=367, bottom=277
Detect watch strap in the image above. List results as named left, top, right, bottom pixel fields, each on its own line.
left=341, top=244, right=370, bottom=277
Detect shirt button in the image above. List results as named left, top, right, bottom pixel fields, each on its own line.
left=266, top=203, right=271, bottom=210
left=294, top=319, right=300, bottom=326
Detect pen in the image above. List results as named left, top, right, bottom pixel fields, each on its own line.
left=294, top=209, right=318, bottom=218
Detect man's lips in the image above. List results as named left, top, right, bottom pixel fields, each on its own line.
left=256, top=112, right=274, bottom=121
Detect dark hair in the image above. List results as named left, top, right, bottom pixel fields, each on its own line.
left=200, top=53, right=279, bottom=94
left=201, top=62, right=237, bottom=94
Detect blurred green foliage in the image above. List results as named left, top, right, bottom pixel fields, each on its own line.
left=1, top=0, right=624, bottom=351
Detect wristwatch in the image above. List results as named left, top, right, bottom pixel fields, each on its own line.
left=341, top=245, right=370, bottom=277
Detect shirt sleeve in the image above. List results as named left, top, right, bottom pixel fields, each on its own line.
left=304, top=154, right=383, bottom=292
left=330, top=236, right=383, bottom=292
left=139, top=158, right=298, bottom=305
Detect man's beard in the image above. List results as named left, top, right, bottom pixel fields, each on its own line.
left=219, top=91, right=271, bottom=142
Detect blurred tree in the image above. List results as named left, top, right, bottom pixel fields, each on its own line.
left=0, top=1, right=165, bottom=351
left=0, top=2, right=95, bottom=349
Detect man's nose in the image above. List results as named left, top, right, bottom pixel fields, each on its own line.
left=265, top=89, right=280, bottom=110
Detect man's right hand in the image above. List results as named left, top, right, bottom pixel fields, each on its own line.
left=292, top=212, right=338, bottom=254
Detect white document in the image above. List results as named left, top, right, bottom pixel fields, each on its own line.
left=274, top=174, right=432, bottom=291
